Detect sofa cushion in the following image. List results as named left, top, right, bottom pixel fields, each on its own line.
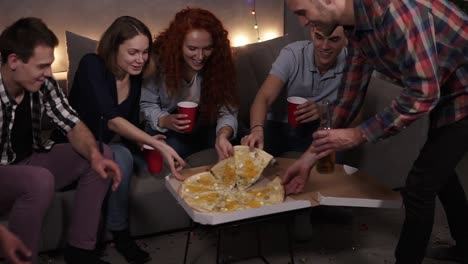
left=128, top=164, right=190, bottom=236
left=65, top=31, right=97, bottom=95
left=185, top=148, right=218, bottom=167
left=233, top=34, right=297, bottom=130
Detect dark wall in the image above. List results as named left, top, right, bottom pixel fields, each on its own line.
left=283, top=3, right=310, bottom=41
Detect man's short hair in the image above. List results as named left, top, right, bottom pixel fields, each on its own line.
left=0, top=17, right=58, bottom=64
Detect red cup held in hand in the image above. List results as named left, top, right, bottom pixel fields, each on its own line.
left=143, top=144, right=163, bottom=174
left=177, top=101, right=198, bottom=133
left=287, top=96, right=307, bottom=127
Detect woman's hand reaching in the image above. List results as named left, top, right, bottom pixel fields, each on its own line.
left=216, top=132, right=234, bottom=161
left=150, top=137, right=186, bottom=180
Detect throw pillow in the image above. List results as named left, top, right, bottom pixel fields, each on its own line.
left=65, top=31, right=97, bottom=95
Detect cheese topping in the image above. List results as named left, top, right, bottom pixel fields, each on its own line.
left=224, top=164, right=236, bottom=185
left=243, top=158, right=258, bottom=180
left=179, top=146, right=281, bottom=213
left=184, top=185, right=213, bottom=193
left=194, top=193, right=219, bottom=202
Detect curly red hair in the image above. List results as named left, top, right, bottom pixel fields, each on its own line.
left=153, top=7, right=238, bottom=124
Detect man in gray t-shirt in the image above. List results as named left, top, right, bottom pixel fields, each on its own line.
left=242, top=26, right=347, bottom=156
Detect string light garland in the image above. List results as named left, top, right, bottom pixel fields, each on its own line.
left=251, top=0, right=261, bottom=42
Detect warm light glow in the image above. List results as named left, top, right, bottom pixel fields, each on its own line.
left=253, top=24, right=258, bottom=29
left=52, top=45, right=66, bottom=73
left=251, top=10, right=256, bottom=15
left=263, top=31, right=280, bottom=41
left=232, top=35, right=249, bottom=47
left=53, top=71, right=67, bottom=81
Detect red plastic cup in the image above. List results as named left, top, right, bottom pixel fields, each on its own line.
left=177, top=101, right=198, bottom=133
left=143, top=145, right=163, bottom=174
left=287, top=96, right=307, bottom=127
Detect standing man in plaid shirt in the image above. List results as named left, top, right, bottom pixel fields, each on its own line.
left=282, top=0, right=468, bottom=263
left=0, top=18, right=121, bottom=264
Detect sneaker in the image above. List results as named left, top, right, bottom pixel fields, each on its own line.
left=112, top=229, right=151, bottom=264
left=426, top=245, right=468, bottom=264
left=64, top=245, right=110, bottom=264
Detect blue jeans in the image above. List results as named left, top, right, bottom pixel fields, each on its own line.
left=146, top=125, right=216, bottom=159
left=106, top=143, right=134, bottom=231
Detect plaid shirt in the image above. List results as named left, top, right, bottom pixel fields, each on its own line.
left=334, top=0, right=468, bottom=142
left=0, top=72, right=80, bottom=164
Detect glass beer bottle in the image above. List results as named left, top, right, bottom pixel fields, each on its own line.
left=316, top=100, right=335, bottom=174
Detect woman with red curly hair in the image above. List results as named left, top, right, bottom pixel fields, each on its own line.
left=140, top=7, right=239, bottom=160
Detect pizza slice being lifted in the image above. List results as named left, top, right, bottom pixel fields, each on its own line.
left=210, top=156, right=237, bottom=189
left=234, top=146, right=273, bottom=190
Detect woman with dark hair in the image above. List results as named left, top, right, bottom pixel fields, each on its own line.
left=69, top=16, right=185, bottom=264
left=140, top=7, right=239, bottom=160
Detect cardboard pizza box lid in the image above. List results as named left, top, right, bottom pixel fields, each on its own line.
left=272, top=158, right=401, bottom=207
left=165, top=157, right=402, bottom=225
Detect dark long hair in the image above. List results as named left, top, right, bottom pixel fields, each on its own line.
left=97, top=16, right=152, bottom=80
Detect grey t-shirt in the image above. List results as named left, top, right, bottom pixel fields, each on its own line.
left=268, top=40, right=347, bottom=122
left=140, top=73, right=238, bottom=137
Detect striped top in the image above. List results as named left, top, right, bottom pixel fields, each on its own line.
left=334, top=0, right=468, bottom=142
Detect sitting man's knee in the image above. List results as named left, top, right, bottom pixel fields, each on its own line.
left=22, top=168, right=55, bottom=207
left=101, top=144, right=114, bottom=160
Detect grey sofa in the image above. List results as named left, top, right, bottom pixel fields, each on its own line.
left=1, top=31, right=299, bottom=252
left=3, top=31, right=467, bottom=253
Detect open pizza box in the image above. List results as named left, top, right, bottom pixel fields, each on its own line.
left=165, top=158, right=402, bottom=225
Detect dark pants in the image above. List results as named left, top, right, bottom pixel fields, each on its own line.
left=147, top=124, right=216, bottom=159
left=264, top=120, right=344, bottom=162
left=395, top=116, right=468, bottom=263
left=0, top=143, right=111, bottom=264
left=264, top=120, right=318, bottom=157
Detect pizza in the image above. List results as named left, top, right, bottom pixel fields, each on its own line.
left=183, top=191, right=223, bottom=213
left=210, top=156, right=237, bottom=189
left=242, top=177, right=284, bottom=207
left=233, top=145, right=273, bottom=190
left=179, top=171, right=226, bottom=199
left=178, top=146, right=283, bottom=213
